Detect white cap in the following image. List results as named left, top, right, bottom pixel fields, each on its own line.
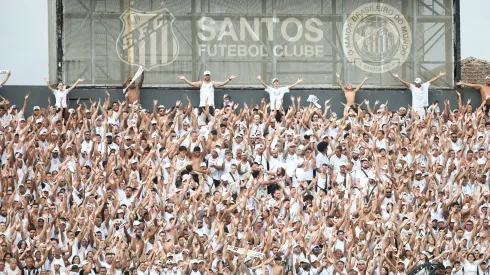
left=203, top=70, right=211, bottom=75
left=339, top=162, right=347, bottom=167
left=33, top=106, right=40, bottom=110
left=130, top=159, right=138, bottom=164
left=151, top=119, right=157, bottom=124
left=157, top=105, right=165, bottom=109
left=272, top=78, right=279, bottom=83
left=35, top=118, right=43, bottom=124
left=414, top=78, right=422, bottom=84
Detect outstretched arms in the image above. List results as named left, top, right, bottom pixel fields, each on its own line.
left=353, top=76, right=369, bottom=93
left=456, top=80, right=483, bottom=90
left=429, top=72, right=446, bottom=84
left=43, top=78, right=55, bottom=93
left=178, top=75, right=202, bottom=88
left=391, top=73, right=410, bottom=88
left=138, top=71, right=145, bottom=88
left=336, top=73, right=346, bottom=91
left=0, top=72, right=11, bottom=86
left=213, top=75, right=237, bottom=87
left=256, top=75, right=268, bottom=88
left=67, top=78, right=85, bottom=93
left=288, top=78, right=303, bottom=89
left=457, top=79, right=487, bottom=102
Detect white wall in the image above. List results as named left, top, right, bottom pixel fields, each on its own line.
left=0, top=0, right=49, bottom=85
left=461, top=0, right=490, bottom=61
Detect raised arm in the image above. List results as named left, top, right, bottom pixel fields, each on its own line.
left=288, top=78, right=303, bottom=89
left=213, top=75, right=237, bottom=87
left=43, top=77, right=55, bottom=93
left=177, top=75, right=202, bottom=88
left=391, top=73, right=410, bottom=88
left=0, top=72, right=11, bottom=86
left=353, top=76, right=369, bottom=93
left=256, top=75, right=268, bottom=88
left=456, top=80, right=483, bottom=90
left=429, top=72, right=446, bottom=84
left=66, top=78, right=85, bottom=93
left=138, top=71, right=145, bottom=88
left=336, top=73, right=346, bottom=92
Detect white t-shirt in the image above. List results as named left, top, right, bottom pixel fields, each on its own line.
left=54, top=89, right=69, bottom=108
left=409, top=82, right=430, bottom=108
left=265, top=86, right=289, bottom=109
left=200, top=81, right=215, bottom=107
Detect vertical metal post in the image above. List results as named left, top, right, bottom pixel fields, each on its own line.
left=342, top=1, right=348, bottom=83
left=271, top=0, right=277, bottom=78
left=453, top=0, right=461, bottom=82
left=91, top=0, right=95, bottom=84
left=444, top=0, right=453, bottom=83
left=261, top=0, right=267, bottom=80
left=412, top=1, right=419, bottom=80
left=332, top=0, right=337, bottom=82
left=200, top=0, right=206, bottom=74
left=401, top=0, right=408, bottom=79
left=120, top=0, right=126, bottom=84
left=191, top=0, right=197, bottom=80
left=56, top=0, right=64, bottom=82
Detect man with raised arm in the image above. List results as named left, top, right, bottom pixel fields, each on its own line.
left=0, top=71, right=11, bottom=87
left=456, top=76, right=490, bottom=113
left=178, top=71, right=236, bottom=115
left=123, top=71, right=144, bottom=104
left=391, top=72, right=445, bottom=119
left=335, top=73, right=369, bottom=107
left=256, top=75, right=303, bottom=110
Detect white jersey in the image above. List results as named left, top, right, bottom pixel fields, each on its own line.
left=54, top=89, right=69, bottom=108
left=409, top=82, right=430, bottom=108
left=265, top=86, right=289, bottom=109
left=200, top=81, right=215, bottom=107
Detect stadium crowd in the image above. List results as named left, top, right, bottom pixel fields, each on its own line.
left=0, top=70, right=489, bottom=275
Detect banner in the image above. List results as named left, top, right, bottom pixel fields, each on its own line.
left=61, top=0, right=454, bottom=87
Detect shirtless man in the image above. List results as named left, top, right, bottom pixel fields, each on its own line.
left=335, top=73, right=369, bottom=107
left=457, top=76, right=490, bottom=113
left=122, top=71, right=144, bottom=103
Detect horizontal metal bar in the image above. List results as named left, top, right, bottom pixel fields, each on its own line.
left=74, top=84, right=455, bottom=90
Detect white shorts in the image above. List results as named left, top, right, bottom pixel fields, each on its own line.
left=413, top=107, right=426, bottom=119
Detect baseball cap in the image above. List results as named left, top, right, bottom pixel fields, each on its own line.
left=272, top=78, right=279, bottom=83
left=486, top=75, right=490, bottom=80
left=203, top=71, right=211, bottom=75
left=33, top=106, right=40, bottom=110
left=414, top=78, right=422, bottom=84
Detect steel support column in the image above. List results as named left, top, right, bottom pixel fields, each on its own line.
left=453, top=0, right=461, bottom=83
left=56, top=0, right=64, bottom=82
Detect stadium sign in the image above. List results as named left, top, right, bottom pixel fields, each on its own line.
left=116, top=8, right=180, bottom=70
left=342, top=3, right=412, bottom=73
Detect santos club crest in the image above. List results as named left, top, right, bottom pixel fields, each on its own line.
left=116, top=8, right=180, bottom=70
left=342, top=3, right=412, bottom=73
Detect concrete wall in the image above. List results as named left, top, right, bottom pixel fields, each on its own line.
left=0, top=86, right=480, bottom=116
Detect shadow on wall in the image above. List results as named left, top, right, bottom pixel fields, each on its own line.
left=0, top=86, right=480, bottom=116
